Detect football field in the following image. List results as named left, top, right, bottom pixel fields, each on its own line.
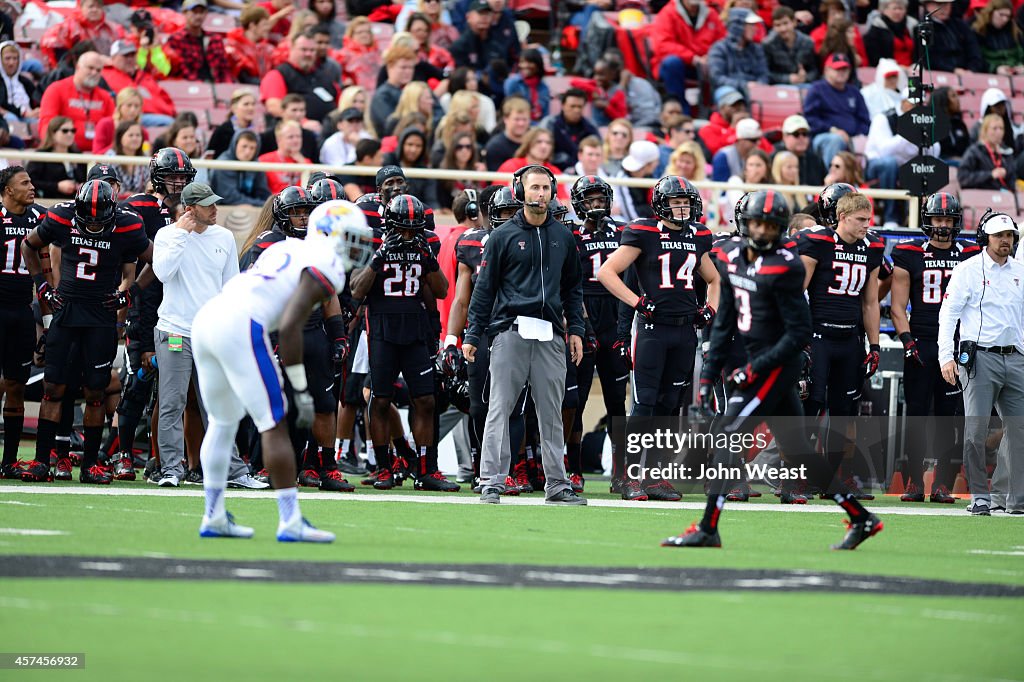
left=1, top=473, right=1022, bottom=682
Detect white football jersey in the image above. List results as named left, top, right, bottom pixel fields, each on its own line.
left=217, top=237, right=346, bottom=332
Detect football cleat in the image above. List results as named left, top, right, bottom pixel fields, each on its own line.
left=113, top=455, right=137, bottom=481
left=391, top=456, right=413, bottom=487
left=930, top=485, right=956, bottom=504
left=661, top=523, right=722, bottom=548
left=254, top=469, right=270, bottom=484
left=336, top=451, right=367, bottom=476
left=779, top=489, right=808, bottom=504
left=644, top=481, right=682, bottom=502
left=725, top=484, right=750, bottom=502
left=843, top=476, right=875, bottom=501
left=297, top=469, right=321, bottom=487
left=1, top=460, right=29, bottom=479
left=183, top=468, right=203, bottom=485
left=609, top=477, right=624, bottom=494
left=900, top=481, right=925, bottom=502
left=319, top=469, right=355, bottom=492
left=54, top=457, right=73, bottom=481
left=502, top=475, right=521, bottom=495
left=361, top=469, right=383, bottom=485
left=414, top=471, right=461, bottom=492
left=512, top=460, right=533, bottom=493
left=20, top=460, right=52, bottom=483
left=569, top=473, right=585, bottom=493
left=831, top=513, right=883, bottom=550
left=372, top=468, right=395, bottom=490
left=276, top=516, right=335, bottom=543
left=621, top=479, right=649, bottom=501
left=471, top=476, right=483, bottom=494
left=527, top=458, right=545, bottom=492
left=199, top=511, right=254, bottom=539
left=80, top=465, right=113, bottom=485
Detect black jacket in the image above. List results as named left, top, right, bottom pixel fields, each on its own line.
left=958, top=141, right=1017, bottom=190
left=913, top=16, right=984, bottom=73
left=464, top=209, right=585, bottom=346
left=25, top=156, right=86, bottom=199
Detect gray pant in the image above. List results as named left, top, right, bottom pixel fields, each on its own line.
left=480, top=330, right=570, bottom=496
left=155, top=329, right=248, bottom=480
left=959, top=350, right=1024, bottom=507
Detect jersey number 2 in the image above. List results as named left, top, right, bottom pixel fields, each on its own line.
left=75, top=247, right=99, bottom=281
left=657, top=252, right=696, bottom=290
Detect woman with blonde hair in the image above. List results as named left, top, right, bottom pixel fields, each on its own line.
left=771, top=150, right=808, bottom=213
left=430, top=110, right=476, bottom=166
left=338, top=17, right=382, bottom=92
left=669, top=141, right=714, bottom=211
left=602, top=118, right=634, bottom=176
left=442, top=68, right=497, bottom=132
left=93, top=87, right=147, bottom=154
left=384, top=80, right=438, bottom=137
left=495, top=127, right=568, bottom=199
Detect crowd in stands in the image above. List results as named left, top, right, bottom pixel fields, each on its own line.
left=4, top=0, right=1024, bottom=221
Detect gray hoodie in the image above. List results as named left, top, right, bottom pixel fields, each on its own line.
left=209, top=130, right=271, bottom=207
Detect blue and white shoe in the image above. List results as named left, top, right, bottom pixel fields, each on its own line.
left=276, top=516, right=335, bottom=543
left=199, top=511, right=255, bottom=539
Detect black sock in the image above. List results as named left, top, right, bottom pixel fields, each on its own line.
left=832, top=493, right=868, bottom=521
left=82, top=425, right=103, bottom=469
left=101, top=425, right=119, bottom=458
left=3, top=414, right=24, bottom=467
left=318, top=446, right=337, bottom=472
left=374, top=444, right=392, bottom=472
left=424, top=445, right=439, bottom=474
left=54, top=435, right=71, bottom=458
left=35, top=418, right=58, bottom=464
left=700, top=495, right=726, bottom=533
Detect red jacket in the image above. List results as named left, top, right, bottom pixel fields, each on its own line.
left=650, top=0, right=726, bottom=76
left=39, top=77, right=115, bottom=153
left=259, top=150, right=309, bottom=194
left=40, top=10, right=122, bottom=69
left=224, top=27, right=276, bottom=81
left=338, top=39, right=382, bottom=92
left=699, top=112, right=775, bottom=156
left=101, top=66, right=176, bottom=118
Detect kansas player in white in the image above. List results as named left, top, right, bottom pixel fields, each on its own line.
left=192, top=201, right=373, bottom=542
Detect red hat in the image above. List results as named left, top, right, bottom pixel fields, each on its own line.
left=825, top=53, right=852, bottom=70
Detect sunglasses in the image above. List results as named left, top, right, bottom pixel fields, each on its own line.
left=454, top=143, right=474, bottom=150
left=681, top=128, right=695, bottom=134
left=60, top=128, right=76, bottom=134
left=787, top=131, right=809, bottom=137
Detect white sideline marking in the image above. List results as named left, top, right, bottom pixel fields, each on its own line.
left=79, top=561, right=123, bottom=572
left=968, top=550, right=1024, bottom=557
left=0, top=485, right=1010, bottom=518
left=0, top=527, right=68, bottom=536
left=231, top=568, right=276, bottom=579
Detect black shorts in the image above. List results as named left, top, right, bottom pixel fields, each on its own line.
left=367, top=336, right=434, bottom=399
left=303, top=326, right=336, bottom=414
left=632, top=321, right=697, bottom=409
left=0, top=305, right=35, bottom=384
left=807, top=331, right=863, bottom=415
left=562, top=343, right=579, bottom=410
left=344, top=371, right=367, bottom=408
left=44, top=322, right=117, bottom=391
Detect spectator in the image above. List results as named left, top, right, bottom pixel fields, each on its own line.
left=261, top=32, right=340, bottom=131
left=913, top=0, right=985, bottom=74
left=712, top=117, right=766, bottom=181
left=105, top=121, right=149, bottom=198
left=102, top=40, right=176, bottom=127
left=446, top=88, right=490, bottom=147
left=708, top=8, right=769, bottom=94
left=258, top=0, right=298, bottom=44
left=484, top=96, right=532, bottom=171
left=763, top=6, right=820, bottom=86
left=610, top=140, right=660, bottom=221
left=38, top=51, right=113, bottom=154
left=338, top=138, right=383, bottom=200
left=383, top=81, right=440, bottom=138
left=970, top=88, right=1024, bottom=152
left=166, top=0, right=233, bottom=83
left=369, top=45, right=419, bottom=137
left=573, top=135, right=605, bottom=177
left=959, top=113, right=1018, bottom=189
left=26, top=117, right=86, bottom=199
left=544, top=88, right=599, bottom=170
left=321, top=107, right=370, bottom=167
left=398, top=0, right=460, bottom=50
left=864, top=0, right=917, bottom=67
left=93, top=88, right=146, bottom=156
left=450, top=0, right=521, bottom=100
left=824, top=150, right=867, bottom=189
left=0, top=42, right=39, bottom=122
left=438, top=130, right=485, bottom=211
left=651, top=0, right=727, bottom=111
left=310, top=24, right=344, bottom=82
left=865, top=95, right=932, bottom=225
left=210, top=130, right=272, bottom=207
left=861, top=59, right=907, bottom=119
left=602, top=117, right=634, bottom=176
left=771, top=150, right=809, bottom=213
left=818, top=17, right=868, bottom=80
left=338, top=17, right=382, bottom=93
left=268, top=11, right=319, bottom=69
left=810, top=0, right=860, bottom=54
left=775, top=114, right=828, bottom=186
left=208, top=89, right=258, bottom=160
left=260, top=93, right=321, bottom=163
left=699, top=86, right=750, bottom=156
left=669, top=140, right=708, bottom=183
left=431, top=110, right=477, bottom=166
left=495, top=127, right=566, bottom=200
left=973, top=0, right=1024, bottom=75
left=725, top=148, right=773, bottom=224
left=311, top=0, right=345, bottom=47
left=39, top=0, right=122, bottom=70
left=225, top=5, right=276, bottom=84
left=932, top=86, right=972, bottom=161
left=127, top=9, right=172, bottom=79
left=408, top=13, right=455, bottom=78
left=339, top=84, right=369, bottom=118
left=504, top=48, right=550, bottom=123
left=589, top=55, right=662, bottom=128
left=259, top=119, right=310, bottom=193
left=442, top=68, right=498, bottom=133
left=649, top=98, right=686, bottom=143
left=803, top=53, right=870, bottom=175
left=34, top=40, right=94, bottom=105
left=383, top=127, right=440, bottom=207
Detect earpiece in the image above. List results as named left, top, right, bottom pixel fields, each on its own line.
left=511, top=165, right=556, bottom=202
left=465, top=188, right=479, bottom=220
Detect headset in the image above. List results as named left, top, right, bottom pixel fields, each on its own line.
left=464, top=188, right=479, bottom=220
left=975, top=209, right=1021, bottom=249
left=511, top=164, right=557, bottom=205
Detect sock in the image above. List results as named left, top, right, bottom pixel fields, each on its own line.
left=374, top=444, right=391, bottom=472
left=35, top=418, right=58, bottom=464
left=2, top=414, right=24, bottom=467
left=204, top=487, right=225, bottom=520
left=276, top=487, right=299, bottom=525
left=419, top=445, right=429, bottom=476
left=567, top=442, right=582, bottom=475
left=339, top=438, right=351, bottom=460
left=82, top=425, right=103, bottom=469
left=200, top=419, right=233, bottom=495
left=318, top=446, right=336, bottom=472
left=700, top=495, right=726, bottom=533
left=302, top=441, right=319, bottom=469
left=55, top=435, right=71, bottom=457
left=365, top=440, right=376, bottom=467
left=471, top=446, right=480, bottom=477
left=425, top=445, right=438, bottom=474
left=832, top=493, right=868, bottom=521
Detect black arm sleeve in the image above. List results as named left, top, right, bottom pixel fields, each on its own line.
left=749, top=276, right=813, bottom=375
left=700, top=273, right=737, bottom=381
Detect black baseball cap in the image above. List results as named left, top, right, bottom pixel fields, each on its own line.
left=376, top=165, right=405, bottom=187
left=87, top=164, right=120, bottom=183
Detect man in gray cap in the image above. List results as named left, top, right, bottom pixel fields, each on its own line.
left=151, top=183, right=262, bottom=488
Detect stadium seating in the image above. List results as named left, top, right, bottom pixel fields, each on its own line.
left=161, top=81, right=216, bottom=112
left=959, top=71, right=1012, bottom=95
left=212, top=83, right=259, bottom=107
left=747, top=84, right=802, bottom=131
left=202, top=12, right=236, bottom=33
left=959, top=189, right=1020, bottom=226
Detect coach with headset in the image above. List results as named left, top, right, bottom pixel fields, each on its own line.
left=462, top=165, right=587, bottom=505
left=938, top=212, right=1024, bottom=516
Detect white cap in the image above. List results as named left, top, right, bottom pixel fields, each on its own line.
left=982, top=213, right=1019, bottom=235
left=735, top=117, right=763, bottom=140
left=782, top=114, right=810, bottom=134
left=621, top=140, right=660, bottom=173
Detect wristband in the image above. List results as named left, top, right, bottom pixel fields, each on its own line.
left=325, top=314, right=346, bottom=341
left=42, top=314, right=52, bottom=329
left=284, top=364, right=308, bottom=392
left=32, top=273, right=47, bottom=290
left=444, top=335, right=459, bottom=348
left=898, top=332, right=913, bottom=345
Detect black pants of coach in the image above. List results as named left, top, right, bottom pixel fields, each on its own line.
left=903, top=338, right=963, bottom=490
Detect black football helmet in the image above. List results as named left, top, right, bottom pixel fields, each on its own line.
left=75, top=180, right=117, bottom=236
left=272, top=186, right=315, bottom=237
left=921, top=191, right=962, bottom=240
left=488, top=186, right=522, bottom=228
left=385, top=194, right=427, bottom=233
left=739, top=190, right=791, bottom=252
left=570, top=175, right=613, bottom=223
left=652, top=175, right=703, bottom=225
left=356, top=192, right=381, bottom=205
left=309, top=178, right=345, bottom=205
left=150, top=147, right=197, bottom=196
left=549, top=198, right=569, bottom=222
left=733, top=191, right=752, bottom=233
left=817, top=182, right=856, bottom=227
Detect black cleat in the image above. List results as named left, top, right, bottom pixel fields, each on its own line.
left=725, top=485, right=749, bottom=502
left=54, top=457, right=73, bottom=481
left=373, top=469, right=395, bottom=490
left=113, top=455, right=137, bottom=481
left=20, top=460, right=52, bottom=482
left=319, top=469, right=355, bottom=492
left=779, top=490, right=808, bottom=504
left=414, top=471, right=461, bottom=492
left=80, top=465, right=113, bottom=485
left=831, top=513, right=883, bottom=550
left=621, top=479, right=649, bottom=501
left=609, top=477, right=624, bottom=494
left=391, top=456, right=412, bottom=487
left=929, top=485, right=956, bottom=504
left=843, top=476, right=875, bottom=501
left=569, top=473, right=585, bottom=493
left=900, top=481, right=925, bottom=502
left=298, top=469, right=320, bottom=487
left=183, top=468, right=203, bottom=485
left=644, top=481, right=682, bottom=501
left=662, top=523, right=722, bottom=548
left=1, top=460, right=28, bottom=480
left=512, top=461, right=533, bottom=493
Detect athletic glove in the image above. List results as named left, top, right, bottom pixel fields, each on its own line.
left=103, top=283, right=141, bottom=311
left=293, top=389, right=315, bottom=429
left=611, top=336, right=632, bottom=369
left=634, top=294, right=656, bottom=320
left=696, top=378, right=715, bottom=416
left=694, top=303, right=716, bottom=330
left=414, top=235, right=440, bottom=273
left=36, top=279, right=64, bottom=311
left=727, top=363, right=758, bottom=390
left=441, top=344, right=464, bottom=377
left=899, top=332, right=923, bottom=366
left=332, top=337, right=350, bottom=371
left=863, top=344, right=881, bottom=378
left=583, top=332, right=598, bottom=354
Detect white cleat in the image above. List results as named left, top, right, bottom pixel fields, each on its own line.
left=199, top=512, right=255, bottom=539
left=276, top=516, right=335, bottom=543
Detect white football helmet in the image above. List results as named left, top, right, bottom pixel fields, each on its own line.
left=307, top=200, right=375, bottom=271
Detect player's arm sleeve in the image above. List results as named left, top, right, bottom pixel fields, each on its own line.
left=751, top=267, right=813, bottom=376
left=151, top=225, right=190, bottom=281
left=937, top=261, right=971, bottom=365
left=464, top=233, right=502, bottom=348
left=700, top=271, right=736, bottom=381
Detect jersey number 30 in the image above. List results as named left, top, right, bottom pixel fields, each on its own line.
left=828, top=262, right=867, bottom=296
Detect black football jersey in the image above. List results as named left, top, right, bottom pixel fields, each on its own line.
left=37, top=202, right=149, bottom=327
left=357, top=199, right=436, bottom=233
left=574, top=219, right=623, bottom=297
left=454, top=226, right=490, bottom=285
left=365, top=226, right=441, bottom=342
left=0, top=203, right=47, bottom=307
left=795, top=226, right=885, bottom=329
left=619, top=218, right=714, bottom=318
left=891, top=239, right=981, bottom=339
left=120, top=194, right=174, bottom=239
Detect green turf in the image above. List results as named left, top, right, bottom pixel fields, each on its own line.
left=1, top=490, right=1022, bottom=585
left=2, top=581, right=1022, bottom=682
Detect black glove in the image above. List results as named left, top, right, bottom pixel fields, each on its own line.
left=441, top=345, right=464, bottom=377
left=899, top=332, right=923, bottom=366
left=696, top=378, right=715, bottom=415
left=611, top=336, right=631, bottom=369
left=634, top=294, right=656, bottom=320
left=332, top=337, right=350, bottom=371
left=863, top=344, right=881, bottom=378
left=583, top=332, right=598, bottom=354
left=293, top=389, right=315, bottom=429
left=103, top=283, right=141, bottom=311
left=37, top=280, right=64, bottom=311
left=412, top=233, right=439, bottom=273
left=695, top=303, right=715, bottom=330
left=371, top=233, right=404, bottom=272
left=728, top=363, right=758, bottom=390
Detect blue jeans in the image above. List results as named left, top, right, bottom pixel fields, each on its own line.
left=865, top=156, right=901, bottom=224
left=812, top=132, right=849, bottom=169
left=141, top=113, right=176, bottom=127
left=659, top=55, right=690, bottom=114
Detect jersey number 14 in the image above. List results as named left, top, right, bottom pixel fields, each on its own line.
left=657, top=252, right=696, bottom=290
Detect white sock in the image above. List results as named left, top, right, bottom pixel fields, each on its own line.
left=200, top=420, right=235, bottom=519
left=366, top=440, right=376, bottom=466
left=276, top=487, right=299, bottom=525
left=204, top=487, right=225, bottom=520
